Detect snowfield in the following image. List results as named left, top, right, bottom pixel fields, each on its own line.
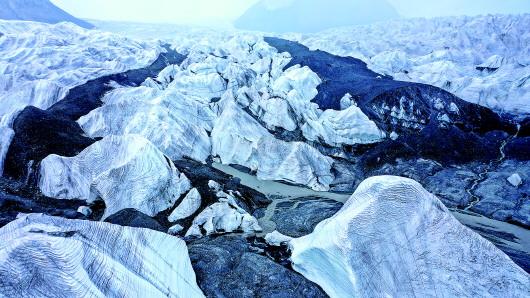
left=288, top=14, right=530, bottom=115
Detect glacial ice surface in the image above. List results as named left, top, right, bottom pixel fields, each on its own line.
left=289, top=14, right=530, bottom=115
left=0, top=214, right=204, bottom=298
left=39, top=135, right=191, bottom=219
left=289, top=176, right=530, bottom=297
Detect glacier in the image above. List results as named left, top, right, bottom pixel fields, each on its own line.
left=289, top=14, right=530, bottom=115
left=0, top=214, right=204, bottom=297
left=0, top=14, right=528, bottom=296
left=289, top=176, right=530, bottom=297
left=0, top=20, right=160, bottom=175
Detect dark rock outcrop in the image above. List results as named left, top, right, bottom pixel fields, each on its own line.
left=188, top=235, right=327, bottom=297
left=105, top=209, right=165, bottom=232
left=0, top=177, right=103, bottom=228
left=255, top=196, right=343, bottom=238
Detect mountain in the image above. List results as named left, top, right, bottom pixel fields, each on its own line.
left=234, top=0, right=400, bottom=33
left=0, top=0, right=94, bottom=29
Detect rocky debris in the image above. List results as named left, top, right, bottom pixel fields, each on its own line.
left=422, top=165, right=479, bottom=208
left=289, top=176, right=529, bottom=297
left=0, top=176, right=103, bottom=228
left=472, top=160, right=530, bottom=227
left=0, top=214, right=204, bottom=297
left=255, top=196, right=343, bottom=238
left=187, top=235, right=326, bottom=298
left=105, top=208, right=165, bottom=232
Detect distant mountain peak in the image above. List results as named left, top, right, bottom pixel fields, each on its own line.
left=0, top=0, right=94, bottom=29
left=235, top=0, right=400, bottom=33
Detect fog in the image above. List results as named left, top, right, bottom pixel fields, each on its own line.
left=51, top=0, right=530, bottom=27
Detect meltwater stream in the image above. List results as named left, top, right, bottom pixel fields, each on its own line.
left=464, top=125, right=521, bottom=211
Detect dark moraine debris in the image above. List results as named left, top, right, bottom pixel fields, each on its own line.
left=255, top=196, right=343, bottom=238
left=105, top=208, right=165, bottom=232
left=4, top=48, right=186, bottom=182
left=0, top=177, right=103, bottom=228
left=188, top=235, right=327, bottom=298
left=264, top=37, right=517, bottom=165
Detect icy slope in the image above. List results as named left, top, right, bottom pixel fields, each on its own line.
left=235, top=0, right=399, bottom=33
left=39, top=135, right=191, bottom=219
left=0, top=0, right=94, bottom=28
left=291, top=14, right=530, bottom=115
left=0, top=214, right=204, bottom=297
left=289, top=176, right=529, bottom=297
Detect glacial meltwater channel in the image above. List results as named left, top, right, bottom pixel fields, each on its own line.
left=214, top=162, right=530, bottom=271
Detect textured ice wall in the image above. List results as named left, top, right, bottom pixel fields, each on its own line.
left=290, top=176, right=530, bottom=297
left=0, top=214, right=204, bottom=297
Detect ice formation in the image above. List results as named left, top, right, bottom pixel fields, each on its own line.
left=291, top=14, right=530, bottom=114
left=185, top=189, right=262, bottom=237
left=39, top=135, right=191, bottom=219
left=289, top=176, right=530, bottom=297
left=0, top=214, right=204, bottom=297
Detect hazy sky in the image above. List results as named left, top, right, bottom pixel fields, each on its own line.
left=51, top=0, right=530, bottom=25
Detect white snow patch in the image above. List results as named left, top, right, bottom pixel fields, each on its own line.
left=508, top=173, right=523, bottom=187
left=265, top=230, right=293, bottom=246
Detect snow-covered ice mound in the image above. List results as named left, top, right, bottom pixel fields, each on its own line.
left=78, top=85, right=215, bottom=162
left=212, top=100, right=334, bottom=191
left=289, top=176, right=529, bottom=297
left=0, top=214, right=204, bottom=297
left=39, top=134, right=191, bottom=219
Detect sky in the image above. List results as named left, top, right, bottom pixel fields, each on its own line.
left=51, top=0, right=530, bottom=26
